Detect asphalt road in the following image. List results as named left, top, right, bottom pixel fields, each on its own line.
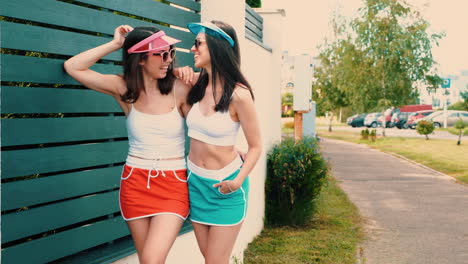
left=319, top=138, right=468, bottom=264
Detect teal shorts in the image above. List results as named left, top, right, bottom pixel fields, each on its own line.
left=187, top=157, right=249, bottom=226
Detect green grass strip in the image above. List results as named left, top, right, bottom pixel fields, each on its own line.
left=244, top=177, right=363, bottom=264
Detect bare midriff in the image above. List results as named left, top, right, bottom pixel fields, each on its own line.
left=188, top=138, right=238, bottom=170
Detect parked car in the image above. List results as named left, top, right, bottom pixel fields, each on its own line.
left=391, top=112, right=413, bottom=129
left=380, top=105, right=432, bottom=128
left=377, top=108, right=397, bottom=127
left=347, top=113, right=367, bottom=127
left=407, top=110, right=435, bottom=129
left=420, top=110, right=468, bottom=128
left=413, top=111, right=442, bottom=127
left=346, top=114, right=358, bottom=126
left=364, top=113, right=383, bottom=128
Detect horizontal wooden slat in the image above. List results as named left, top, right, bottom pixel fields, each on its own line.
left=75, top=0, right=199, bottom=28
left=0, top=0, right=196, bottom=50
left=245, top=17, right=262, bottom=32
left=1, top=217, right=129, bottom=264
left=246, top=30, right=263, bottom=45
left=0, top=54, right=120, bottom=84
left=50, top=220, right=193, bottom=264
left=174, top=51, right=195, bottom=68
left=2, top=117, right=127, bottom=147
left=2, top=166, right=122, bottom=211
left=246, top=12, right=263, bottom=31
left=1, top=21, right=120, bottom=61
left=2, top=191, right=120, bottom=243
left=47, top=220, right=193, bottom=264
left=245, top=19, right=263, bottom=40
left=1, top=86, right=122, bottom=114
left=246, top=4, right=263, bottom=24
left=1, top=54, right=193, bottom=84
left=0, top=0, right=122, bottom=35
left=165, top=0, right=201, bottom=12
left=52, top=236, right=135, bottom=264
left=245, top=31, right=272, bottom=52
left=1, top=141, right=127, bottom=178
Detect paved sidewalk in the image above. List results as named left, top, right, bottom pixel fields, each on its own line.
left=319, top=138, right=468, bottom=264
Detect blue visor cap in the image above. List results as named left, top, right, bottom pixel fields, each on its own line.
left=187, top=22, right=235, bottom=47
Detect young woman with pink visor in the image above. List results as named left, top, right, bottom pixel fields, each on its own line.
left=64, top=25, right=194, bottom=263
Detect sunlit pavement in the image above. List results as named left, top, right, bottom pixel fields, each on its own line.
left=320, top=138, right=468, bottom=264
left=316, top=126, right=466, bottom=140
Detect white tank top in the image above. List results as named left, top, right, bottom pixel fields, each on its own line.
left=186, top=101, right=240, bottom=146
left=126, top=88, right=185, bottom=159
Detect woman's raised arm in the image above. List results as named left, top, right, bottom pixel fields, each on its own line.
left=64, top=25, right=133, bottom=96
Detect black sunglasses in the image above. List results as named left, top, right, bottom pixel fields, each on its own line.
left=151, top=48, right=176, bottom=62
left=193, top=39, right=206, bottom=49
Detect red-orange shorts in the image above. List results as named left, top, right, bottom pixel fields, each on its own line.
left=119, top=165, right=189, bottom=221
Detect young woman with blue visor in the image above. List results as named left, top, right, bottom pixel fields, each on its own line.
left=184, top=21, right=262, bottom=263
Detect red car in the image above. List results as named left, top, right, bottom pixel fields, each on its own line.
left=406, top=110, right=435, bottom=129
left=378, top=105, right=432, bottom=128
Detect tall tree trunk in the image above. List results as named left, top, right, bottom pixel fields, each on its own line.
left=381, top=56, right=386, bottom=137
left=339, top=108, right=342, bottom=124
left=328, top=112, right=334, bottom=132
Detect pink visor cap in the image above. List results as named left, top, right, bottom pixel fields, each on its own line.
left=127, top=31, right=181, bottom=54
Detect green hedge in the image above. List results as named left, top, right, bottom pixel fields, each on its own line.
left=266, top=136, right=328, bottom=226
left=246, top=0, right=261, bottom=8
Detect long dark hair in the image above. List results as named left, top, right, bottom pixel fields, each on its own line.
left=121, top=27, right=176, bottom=103
left=187, top=21, right=254, bottom=112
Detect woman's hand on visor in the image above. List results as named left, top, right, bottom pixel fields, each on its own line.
left=113, top=25, right=134, bottom=48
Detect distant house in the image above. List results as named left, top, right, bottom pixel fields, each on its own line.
left=418, top=70, right=468, bottom=108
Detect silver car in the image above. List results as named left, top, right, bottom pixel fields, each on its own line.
left=420, top=110, right=468, bottom=128
left=364, top=113, right=383, bottom=128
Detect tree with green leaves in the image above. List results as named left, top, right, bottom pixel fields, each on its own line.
left=448, top=90, right=468, bottom=111
left=313, top=0, right=444, bottom=122
left=281, top=92, right=294, bottom=117
left=312, top=32, right=351, bottom=131
left=417, top=120, right=435, bottom=140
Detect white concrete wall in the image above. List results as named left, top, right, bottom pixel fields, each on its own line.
left=114, top=1, right=283, bottom=263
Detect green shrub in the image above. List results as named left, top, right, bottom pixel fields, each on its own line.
left=416, top=120, right=435, bottom=140
left=360, top=128, right=369, bottom=140
left=370, top=129, right=377, bottom=142
left=265, top=136, right=328, bottom=226
left=246, top=0, right=261, bottom=8
left=455, top=119, right=467, bottom=130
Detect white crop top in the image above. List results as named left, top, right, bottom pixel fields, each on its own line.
left=126, top=89, right=185, bottom=159
left=186, top=102, right=240, bottom=146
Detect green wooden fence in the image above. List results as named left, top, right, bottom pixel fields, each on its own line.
left=1, top=0, right=199, bottom=263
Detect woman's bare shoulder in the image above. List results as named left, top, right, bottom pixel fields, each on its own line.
left=232, top=84, right=253, bottom=103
